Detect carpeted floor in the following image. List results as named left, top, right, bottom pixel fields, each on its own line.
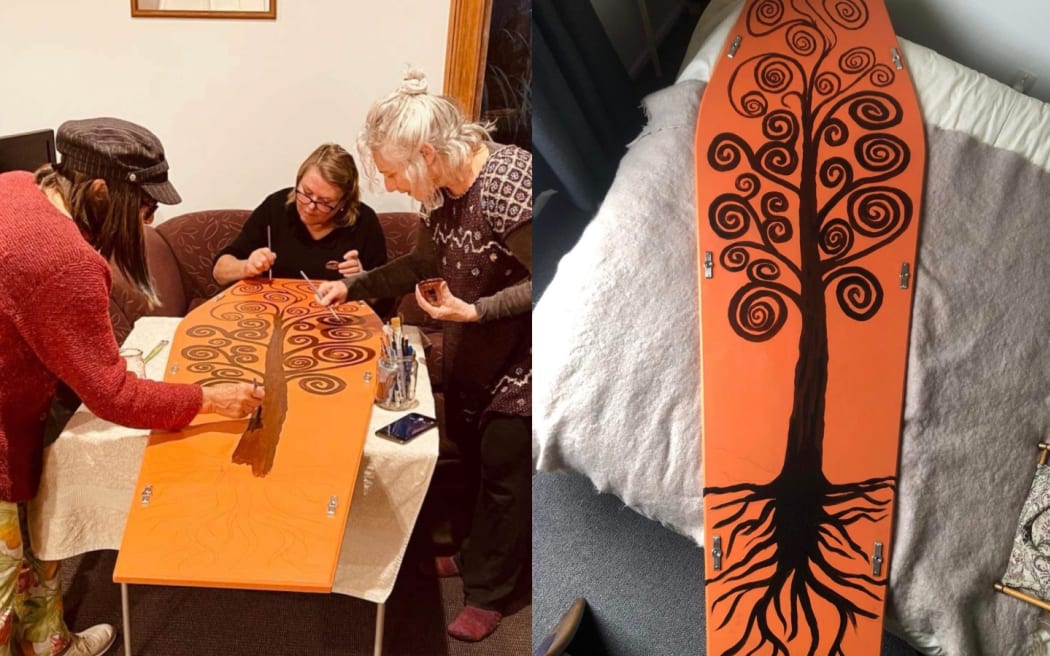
left=57, top=543, right=530, bottom=655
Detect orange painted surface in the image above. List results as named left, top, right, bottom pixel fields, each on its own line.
left=114, top=279, right=382, bottom=592
left=695, top=0, right=924, bottom=653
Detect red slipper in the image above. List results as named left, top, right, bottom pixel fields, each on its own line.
left=447, top=605, right=502, bottom=642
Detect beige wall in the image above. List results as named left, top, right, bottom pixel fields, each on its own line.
left=0, top=1, right=451, bottom=219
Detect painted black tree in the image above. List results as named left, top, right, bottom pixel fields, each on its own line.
left=181, top=281, right=375, bottom=476
left=703, top=0, right=912, bottom=653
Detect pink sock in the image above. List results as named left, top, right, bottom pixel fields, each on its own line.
left=434, top=556, right=460, bottom=578
left=447, top=605, right=502, bottom=642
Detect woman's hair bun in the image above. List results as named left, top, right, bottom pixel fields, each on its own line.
left=400, top=69, right=429, bottom=96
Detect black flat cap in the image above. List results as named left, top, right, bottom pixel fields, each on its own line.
left=56, top=117, right=181, bottom=204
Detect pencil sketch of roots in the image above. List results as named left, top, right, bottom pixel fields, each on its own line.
left=182, top=281, right=375, bottom=476
left=702, top=0, right=911, bottom=652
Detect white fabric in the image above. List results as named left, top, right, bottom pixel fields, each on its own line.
left=29, top=317, right=437, bottom=605
left=534, top=79, right=707, bottom=543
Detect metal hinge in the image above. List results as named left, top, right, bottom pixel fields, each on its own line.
left=891, top=48, right=903, bottom=70
left=327, top=495, right=338, bottom=517
left=140, top=484, right=153, bottom=506
left=872, top=541, right=884, bottom=576
left=727, top=35, right=742, bottom=59
left=704, top=251, right=714, bottom=279
left=899, top=262, right=910, bottom=289
left=712, top=535, right=723, bottom=570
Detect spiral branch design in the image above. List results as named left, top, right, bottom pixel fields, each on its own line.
left=710, top=193, right=758, bottom=239
left=722, top=244, right=752, bottom=273
left=757, top=142, right=799, bottom=176
left=709, top=133, right=800, bottom=195
left=869, top=63, right=894, bottom=87
left=819, top=218, right=854, bottom=258
left=824, top=0, right=868, bottom=29
left=186, top=362, right=262, bottom=381
left=206, top=304, right=273, bottom=342
left=848, top=91, right=902, bottom=130
left=763, top=109, right=799, bottom=142
left=848, top=186, right=911, bottom=238
left=181, top=342, right=262, bottom=374
left=814, top=71, right=841, bottom=98
left=760, top=192, right=793, bottom=244
left=755, top=55, right=797, bottom=93
left=284, top=373, right=346, bottom=396
left=826, top=266, right=883, bottom=320
left=749, top=0, right=786, bottom=32
left=786, top=23, right=820, bottom=57
left=748, top=259, right=781, bottom=282
left=282, top=344, right=374, bottom=373
left=728, top=283, right=791, bottom=342
left=853, top=133, right=907, bottom=174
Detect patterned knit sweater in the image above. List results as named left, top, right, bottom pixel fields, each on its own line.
left=342, top=145, right=531, bottom=422
left=423, top=144, right=531, bottom=419
left=0, top=172, right=202, bottom=501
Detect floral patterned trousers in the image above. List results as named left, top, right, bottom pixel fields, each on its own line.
left=0, top=502, right=71, bottom=656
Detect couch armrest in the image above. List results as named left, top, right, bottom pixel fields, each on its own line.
left=107, top=225, right=188, bottom=339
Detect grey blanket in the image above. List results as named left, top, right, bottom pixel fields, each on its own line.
left=535, top=78, right=1050, bottom=655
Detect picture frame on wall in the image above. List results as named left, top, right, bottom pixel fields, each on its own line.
left=131, top=0, right=276, bottom=20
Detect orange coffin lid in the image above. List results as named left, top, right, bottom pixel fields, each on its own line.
left=113, top=279, right=382, bottom=592
left=695, top=0, right=924, bottom=653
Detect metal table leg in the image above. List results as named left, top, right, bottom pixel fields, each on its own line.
left=373, top=602, right=385, bottom=656
left=121, top=583, right=132, bottom=656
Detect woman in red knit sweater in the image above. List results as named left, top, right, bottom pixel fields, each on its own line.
left=0, top=118, right=263, bottom=656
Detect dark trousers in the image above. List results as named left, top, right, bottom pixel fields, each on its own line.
left=452, top=412, right=531, bottom=611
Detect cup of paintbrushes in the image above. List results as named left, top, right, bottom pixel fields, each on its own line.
left=374, top=355, right=419, bottom=411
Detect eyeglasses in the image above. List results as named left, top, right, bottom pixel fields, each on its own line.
left=295, top=188, right=342, bottom=213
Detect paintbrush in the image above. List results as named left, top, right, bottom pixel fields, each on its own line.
left=299, top=270, right=340, bottom=321
left=142, top=339, right=169, bottom=365
left=267, top=225, right=273, bottom=280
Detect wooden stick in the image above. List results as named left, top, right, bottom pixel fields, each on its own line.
left=995, top=582, right=1050, bottom=612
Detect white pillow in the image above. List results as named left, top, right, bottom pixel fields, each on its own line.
left=534, top=77, right=707, bottom=544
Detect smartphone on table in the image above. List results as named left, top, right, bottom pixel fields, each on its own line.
left=376, top=412, right=437, bottom=443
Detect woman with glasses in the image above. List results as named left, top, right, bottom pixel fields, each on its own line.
left=212, top=143, right=388, bottom=286
left=317, top=70, right=531, bottom=643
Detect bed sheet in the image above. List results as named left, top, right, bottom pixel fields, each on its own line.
left=534, top=2, right=1050, bottom=654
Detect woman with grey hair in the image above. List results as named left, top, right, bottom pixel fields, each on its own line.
left=0, top=117, right=263, bottom=656
left=318, top=70, right=531, bottom=643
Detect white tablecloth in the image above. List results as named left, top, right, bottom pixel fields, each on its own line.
left=28, top=317, right=438, bottom=604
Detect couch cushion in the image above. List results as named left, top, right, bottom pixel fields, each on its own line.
left=377, top=212, right=440, bottom=329
left=107, top=226, right=188, bottom=344
left=155, top=210, right=250, bottom=304
left=378, top=211, right=444, bottom=390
